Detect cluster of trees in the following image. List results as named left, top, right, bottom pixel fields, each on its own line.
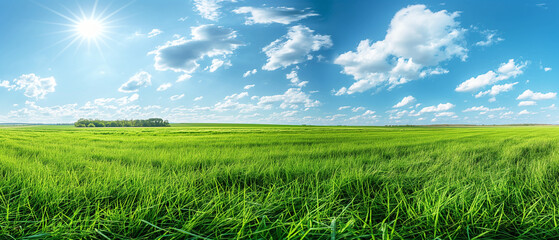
left=74, top=118, right=170, bottom=128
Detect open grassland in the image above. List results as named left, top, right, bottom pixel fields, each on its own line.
left=1, top=125, right=559, bottom=239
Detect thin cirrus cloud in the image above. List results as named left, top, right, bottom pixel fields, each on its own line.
left=233, top=6, right=318, bottom=25
left=119, top=71, right=152, bottom=93
left=334, top=4, right=467, bottom=95
left=262, top=25, right=332, bottom=71
left=206, top=59, right=232, bottom=72
left=148, top=29, right=162, bottom=38
left=193, top=0, right=235, bottom=21
left=149, top=24, right=242, bottom=74
left=170, top=94, right=185, bottom=101
left=156, top=83, right=172, bottom=91
left=475, top=30, right=504, bottom=47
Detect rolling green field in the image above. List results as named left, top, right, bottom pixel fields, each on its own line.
left=1, top=125, right=559, bottom=239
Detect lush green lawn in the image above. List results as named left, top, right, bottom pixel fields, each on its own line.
left=1, top=125, right=559, bottom=239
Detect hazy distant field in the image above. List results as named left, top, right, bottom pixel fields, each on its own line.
left=1, top=125, right=559, bottom=239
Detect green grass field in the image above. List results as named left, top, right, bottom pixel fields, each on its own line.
left=1, top=125, right=559, bottom=239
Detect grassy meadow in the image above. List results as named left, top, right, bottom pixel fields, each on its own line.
left=1, top=124, right=559, bottom=239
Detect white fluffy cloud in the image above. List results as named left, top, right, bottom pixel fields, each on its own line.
left=115, top=94, right=139, bottom=105
left=456, top=59, right=526, bottom=92
left=157, top=83, right=172, bottom=91
left=0, top=74, right=57, bottom=99
left=148, top=29, right=162, bottom=38
left=435, top=112, right=455, bottom=117
left=258, top=88, right=319, bottom=109
left=119, top=71, right=152, bottom=93
left=517, top=89, right=557, bottom=100
left=243, top=69, right=257, bottom=77
left=544, top=67, right=552, bottom=72
left=194, top=96, right=204, bottom=101
left=193, top=0, right=235, bottom=21
left=518, top=101, right=536, bottom=106
left=393, top=95, right=415, bottom=108
left=233, top=6, right=318, bottom=25
left=244, top=84, right=255, bottom=90
left=518, top=110, right=531, bottom=115
left=334, top=5, right=466, bottom=94
left=475, top=82, right=517, bottom=98
left=418, top=103, right=454, bottom=115
left=262, top=25, right=332, bottom=71
left=286, top=70, right=308, bottom=87
left=150, top=24, right=242, bottom=73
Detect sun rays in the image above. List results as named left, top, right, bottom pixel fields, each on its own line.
left=38, top=0, right=130, bottom=57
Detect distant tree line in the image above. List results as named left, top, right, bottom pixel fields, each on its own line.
left=74, top=118, right=170, bottom=127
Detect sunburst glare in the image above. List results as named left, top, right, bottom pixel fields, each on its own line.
left=39, top=0, right=129, bottom=57
left=76, top=19, right=104, bottom=39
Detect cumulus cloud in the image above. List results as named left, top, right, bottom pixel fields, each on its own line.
left=243, top=69, right=257, bottom=77
left=262, top=25, right=332, bottom=71
left=518, top=101, right=536, bottom=106
left=119, top=71, right=152, bottom=93
left=334, top=5, right=466, bottom=94
left=148, top=29, right=163, bottom=38
left=338, top=106, right=350, bottom=110
left=233, top=6, right=318, bottom=25
left=349, top=110, right=378, bottom=121
left=393, top=95, right=415, bottom=108
left=517, top=89, right=557, bottom=100
left=286, top=70, right=308, bottom=87
left=418, top=103, right=454, bottom=115
left=258, top=88, right=319, bottom=110
left=193, top=0, right=235, bottom=21
left=544, top=67, right=552, bottom=72
left=518, top=110, right=530, bottom=115
left=475, top=82, right=517, bottom=98
left=150, top=24, right=242, bottom=73
left=0, top=74, right=57, bottom=99
left=194, top=96, right=204, bottom=101
left=115, top=94, right=139, bottom=105
left=435, top=112, right=455, bottom=117
left=244, top=84, right=255, bottom=90
left=456, top=59, right=526, bottom=92
left=170, top=94, right=185, bottom=101
left=157, top=83, right=172, bottom=91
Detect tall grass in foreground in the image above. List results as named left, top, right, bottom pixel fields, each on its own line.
left=1, top=125, right=559, bottom=239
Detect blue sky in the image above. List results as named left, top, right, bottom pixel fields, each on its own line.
left=0, top=0, right=557, bottom=125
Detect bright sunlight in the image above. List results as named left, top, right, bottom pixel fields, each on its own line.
left=76, top=19, right=104, bottom=38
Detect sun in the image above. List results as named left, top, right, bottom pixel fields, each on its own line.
left=76, top=19, right=104, bottom=39
left=39, top=0, right=129, bottom=56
